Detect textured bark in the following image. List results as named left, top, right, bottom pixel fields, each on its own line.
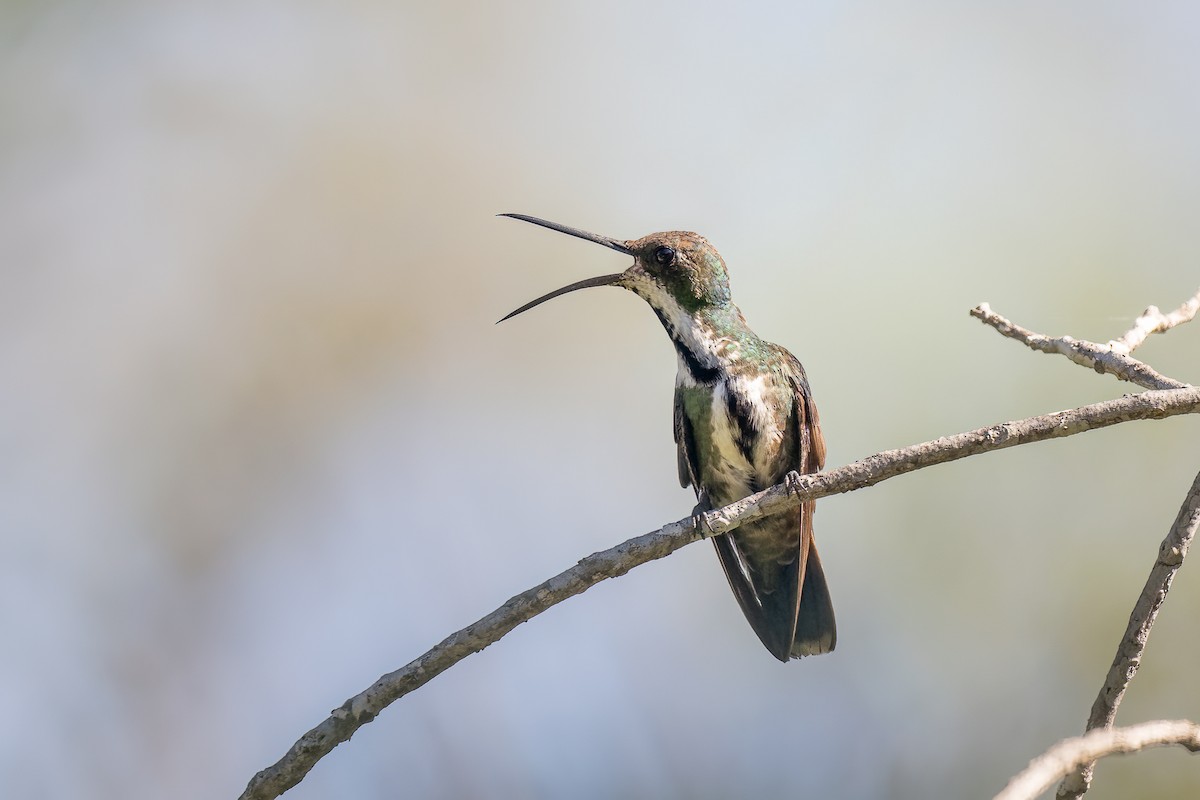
left=971, top=303, right=1188, bottom=390
left=1107, top=289, right=1200, bottom=355
left=1054, top=469, right=1200, bottom=798
left=969, top=290, right=1200, bottom=800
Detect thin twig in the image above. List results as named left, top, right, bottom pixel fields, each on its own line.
left=976, top=295, right=1200, bottom=798
left=995, top=719, right=1200, bottom=800
left=1109, top=288, right=1200, bottom=355
left=240, top=387, right=1200, bottom=800
left=1053, top=468, right=1200, bottom=799
left=971, top=303, right=1187, bottom=390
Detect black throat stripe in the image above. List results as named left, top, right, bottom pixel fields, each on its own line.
left=650, top=307, right=722, bottom=384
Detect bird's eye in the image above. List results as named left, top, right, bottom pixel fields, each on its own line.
left=654, top=246, right=676, bottom=266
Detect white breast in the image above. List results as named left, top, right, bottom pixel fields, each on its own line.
left=678, top=368, right=787, bottom=503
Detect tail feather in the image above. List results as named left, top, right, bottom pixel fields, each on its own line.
left=712, top=505, right=836, bottom=661
left=791, top=536, right=836, bottom=657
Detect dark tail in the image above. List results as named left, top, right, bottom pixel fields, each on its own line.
left=790, top=536, right=836, bottom=658
left=712, top=506, right=836, bottom=661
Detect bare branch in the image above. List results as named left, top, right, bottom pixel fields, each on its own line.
left=1109, top=288, right=1200, bottom=355
left=240, top=387, right=1200, bottom=800
left=1053, top=467, right=1200, bottom=799
left=971, top=303, right=1187, bottom=390
left=996, top=720, right=1200, bottom=800
left=974, top=291, right=1200, bottom=798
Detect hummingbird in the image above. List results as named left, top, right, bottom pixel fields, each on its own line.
left=498, top=214, right=835, bottom=661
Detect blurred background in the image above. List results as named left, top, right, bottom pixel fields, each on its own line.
left=3, top=1, right=1199, bottom=798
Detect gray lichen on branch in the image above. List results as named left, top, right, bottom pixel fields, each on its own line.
left=970, top=302, right=1189, bottom=390
left=971, top=292, right=1198, bottom=800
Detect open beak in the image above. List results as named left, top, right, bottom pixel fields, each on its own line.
left=497, top=214, right=632, bottom=323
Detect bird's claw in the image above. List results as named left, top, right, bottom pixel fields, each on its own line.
left=691, top=494, right=713, bottom=538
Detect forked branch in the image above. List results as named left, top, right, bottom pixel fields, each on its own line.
left=1109, top=289, right=1200, bottom=355
left=1053, top=467, right=1200, bottom=798
left=971, top=303, right=1188, bottom=390
left=973, top=292, right=1198, bottom=799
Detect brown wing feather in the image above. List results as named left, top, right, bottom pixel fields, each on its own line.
left=782, top=350, right=836, bottom=657
left=776, top=346, right=825, bottom=473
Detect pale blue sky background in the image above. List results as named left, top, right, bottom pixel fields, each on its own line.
left=2, top=2, right=1199, bottom=798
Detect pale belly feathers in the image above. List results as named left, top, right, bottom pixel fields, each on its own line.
left=677, top=369, right=790, bottom=507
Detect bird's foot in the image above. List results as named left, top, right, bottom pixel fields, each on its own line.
left=785, top=470, right=806, bottom=497
left=690, top=493, right=714, bottom=539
